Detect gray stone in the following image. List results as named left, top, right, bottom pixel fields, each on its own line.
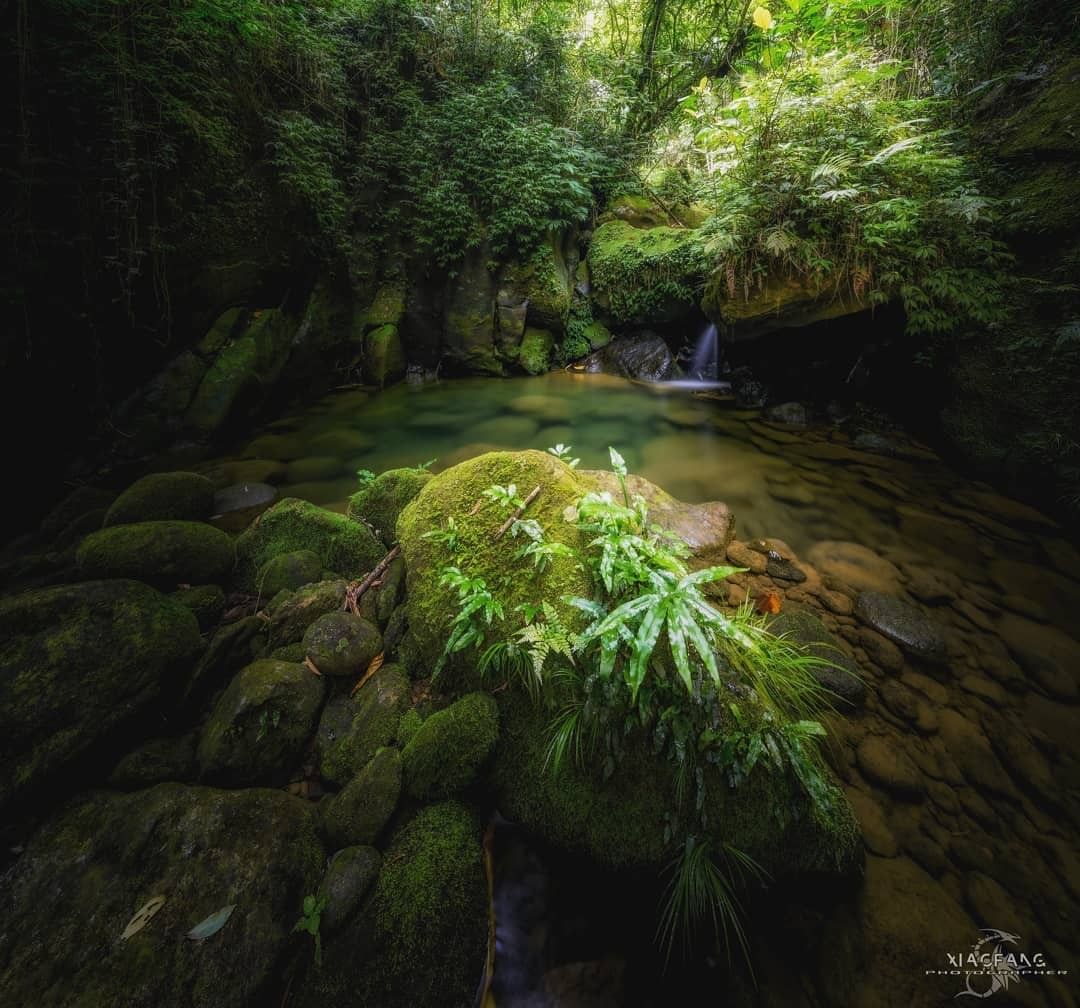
left=855, top=592, right=948, bottom=664
left=318, top=845, right=382, bottom=937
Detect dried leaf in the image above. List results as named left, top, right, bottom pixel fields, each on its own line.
left=304, top=656, right=322, bottom=677
left=186, top=904, right=236, bottom=941
left=755, top=590, right=783, bottom=615
left=350, top=652, right=384, bottom=697
left=121, top=895, right=166, bottom=940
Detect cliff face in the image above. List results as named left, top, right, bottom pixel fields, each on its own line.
left=940, top=55, right=1080, bottom=520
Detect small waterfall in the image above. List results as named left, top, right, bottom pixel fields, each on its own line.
left=689, top=322, right=719, bottom=381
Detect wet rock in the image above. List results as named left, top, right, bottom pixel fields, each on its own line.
left=108, top=734, right=197, bottom=789
left=358, top=555, right=405, bottom=629
left=317, top=845, right=382, bottom=937
left=766, top=554, right=807, bottom=583
left=321, top=747, right=402, bottom=848
left=768, top=605, right=866, bottom=708
left=581, top=333, right=682, bottom=382
left=904, top=832, right=948, bottom=877
left=846, top=789, right=898, bottom=857
left=726, top=540, right=767, bottom=574
left=171, top=583, right=226, bottom=631
left=733, top=370, right=768, bottom=408
left=806, top=541, right=903, bottom=595
left=763, top=401, right=809, bottom=426
left=346, top=467, right=433, bottom=542
left=234, top=497, right=383, bottom=591
left=856, top=735, right=924, bottom=798
left=256, top=549, right=325, bottom=597
left=878, top=681, right=921, bottom=723
left=197, top=659, right=326, bottom=786
left=402, top=692, right=500, bottom=800
left=937, top=710, right=1016, bottom=800
left=0, top=580, right=202, bottom=814
left=104, top=471, right=215, bottom=527
left=856, top=628, right=905, bottom=673
left=0, top=783, right=324, bottom=1008
left=302, top=612, right=382, bottom=678
left=77, top=520, right=235, bottom=587
left=854, top=592, right=947, bottom=664
left=268, top=579, right=348, bottom=647
left=188, top=615, right=267, bottom=701
left=317, top=663, right=411, bottom=787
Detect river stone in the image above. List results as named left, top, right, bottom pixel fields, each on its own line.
left=317, top=845, right=382, bottom=937
left=845, top=788, right=898, bottom=857
left=936, top=710, right=1016, bottom=799
left=763, top=401, right=809, bottom=426
left=768, top=605, right=866, bottom=708
left=302, top=612, right=382, bottom=678
left=855, top=734, right=924, bottom=798
left=0, top=784, right=324, bottom=1008
left=77, top=520, right=236, bottom=587
left=104, top=471, right=215, bottom=527
left=805, top=541, right=903, bottom=595
left=197, top=659, right=326, bottom=786
left=317, top=663, right=411, bottom=787
left=268, top=579, right=348, bottom=647
left=854, top=592, right=947, bottom=664
left=256, top=549, right=325, bottom=597
left=998, top=613, right=1080, bottom=700
left=107, top=734, right=198, bottom=789
left=321, top=747, right=402, bottom=848
left=581, top=333, right=682, bottom=382
left=0, top=580, right=202, bottom=815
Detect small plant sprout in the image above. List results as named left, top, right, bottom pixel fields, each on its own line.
left=483, top=483, right=525, bottom=511
left=293, top=893, right=327, bottom=968
left=355, top=469, right=376, bottom=488
left=547, top=443, right=580, bottom=468
left=422, top=515, right=461, bottom=555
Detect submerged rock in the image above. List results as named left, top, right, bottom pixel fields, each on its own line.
left=77, top=520, right=235, bottom=587
left=854, top=592, right=948, bottom=664
left=0, top=580, right=202, bottom=814
left=197, top=659, right=326, bottom=786
left=805, top=541, right=903, bottom=596
left=0, top=784, right=324, bottom=1008
left=234, top=498, right=383, bottom=591
left=768, top=605, right=866, bottom=708
left=103, top=471, right=215, bottom=527
left=211, top=480, right=278, bottom=533
left=401, top=692, right=499, bottom=799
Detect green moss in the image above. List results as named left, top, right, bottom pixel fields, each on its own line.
left=362, top=801, right=486, bottom=1008
left=583, top=320, right=612, bottom=350
left=358, top=282, right=406, bottom=330
left=302, top=612, right=382, bottom=678
left=363, top=324, right=407, bottom=387
left=271, top=641, right=307, bottom=662
left=518, top=327, right=554, bottom=375
left=587, top=219, right=707, bottom=325
left=444, top=308, right=505, bottom=376
left=184, top=334, right=259, bottom=435
left=0, top=580, right=202, bottom=812
left=396, top=708, right=424, bottom=748
left=256, top=549, right=325, bottom=597
left=347, top=468, right=433, bottom=542
left=268, top=578, right=349, bottom=647
left=77, top=520, right=235, bottom=586
left=234, top=497, right=383, bottom=591
left=396, top=450, right=593, bottom=682
left=321, top=747, right=402, bottom=848
left=196, top=659, right=326, bottom=786
left=197, top=306, right=245, bottom=357
left=402, top=692, right=499, bottom=799
left=171, top=583, right=226, bottom=630
left=999, top=56, right=1080, bottom=158
left=318, top=663, right=411, bottom=786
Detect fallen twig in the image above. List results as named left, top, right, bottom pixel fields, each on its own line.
left=494, top=485, right=541, bottom=540
left=344, top=545, right=401, bottom=614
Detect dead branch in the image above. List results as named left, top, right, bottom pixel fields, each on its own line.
left=494, top=485, right=541, bottom=540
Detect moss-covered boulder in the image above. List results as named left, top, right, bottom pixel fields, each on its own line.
left=358, top=801, right=486, bottom=1008
left=268, top=578, right=348, bottom=647
left=77, top=521, right=235, bottom=587
left=494, top=691, right=861, bottom=878
left=171, top=584, right=226, bottom=631
left=397, top=450, right=594, bottom=681
left=518, top=327, right=555, bottom=375
left=197, top=659, right=326, bottom=786
left=107, top=734, right=198, bottom=789
left=402, top=692, right=499, bottom=799
left=234, top=498, right=383, bottom=591
left=0, top=783, right=324, bottom=1008
left=0, top=580, right=202, bottom=814
left=317, top=663, right=411, bottom=787
left=363, top=324, right=407, bottom=388
left=317, top=845, right=382, bottom=937
left=256, top=549, right=325, bottom=597
left=321, top=747, right=402, bottom=848
left=103, top=471, right=215, bottom=527
left=302, top=612, right=382, bottom=678
left=347, top=468, right=433, bottom=542
left=187, top=616, right=267, bottom=703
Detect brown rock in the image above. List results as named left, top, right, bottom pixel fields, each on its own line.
left=806, top=540, right=903, bottom=595
left=858, top=628, right=905, bottom=672
left=726, top=540, right=767, bottom=574
left=856, top=735, right=925, bottom=798
left=846, top=788, right=898, bottom=857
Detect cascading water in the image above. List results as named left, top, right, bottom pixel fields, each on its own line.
left=689, top=322, right=719, bottom=381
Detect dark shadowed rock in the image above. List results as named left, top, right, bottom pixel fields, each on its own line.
left=855, top=592, right=948, bottom=664
left=581, top=333, right=682, bottom=382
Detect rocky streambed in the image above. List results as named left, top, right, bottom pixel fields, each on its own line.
left=0, top=376, right=1078, bottom=1008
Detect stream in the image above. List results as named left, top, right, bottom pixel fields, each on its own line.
left=198, top=370, right=1079, bottom=1007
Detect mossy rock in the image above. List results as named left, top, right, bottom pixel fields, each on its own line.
left=360, top=801, right=486, bottom=1008
left=39, top=485, right=116, bottom=542
left=196, top=306, right=245, bottom=357
left=518, top=327, right=555, bottom=375
left=256, top=549, right=325, bottom=598
left=396, top=708, right=424, bottom=748
left=107, top=734, right=198, bottom=789
left=583, top=320, right=613, bottom=350
left=0, top=783, right=324, bottom=1008
left=358, top=555, right=405, bottom=628
left=103, top=471, right=215, bottom=527
left=187, top=615, right=267, bottom=703
left=321, top=747, right=402, bottom=848
left=171, top=583, right=226, bottom=631
left=493, top=689, right=862, bottom=878
left=317, top=663, right=411, bottom=787
left=358, top=282, right=406, bottom=330
left=270, top=642, right=307, bottom=662
left=267, top=579, right=348, bottom=647
left=317, top=845, right=382, bottom=937
left=77, top=521, right=235, bottom=587
left=234, top=498, right=383, bottom=591
left=363, top=324, right=407, bottom=388
left=396, top=450, right=594, bottom=682
left=197, top=659, right=326, bottom=786
left=347, top=468, right=433, bottom=542
left=302, top=612, right=382, bottom=678
left=0, top=580, right=203, bottom=814
left=402, top=692, right=499, bottom=799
